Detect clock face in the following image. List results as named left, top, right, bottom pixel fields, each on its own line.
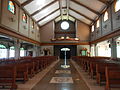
left=61, top=21, right=69, bottom=30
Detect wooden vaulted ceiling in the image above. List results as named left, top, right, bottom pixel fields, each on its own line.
left=17, top=0, right=113, bottom=26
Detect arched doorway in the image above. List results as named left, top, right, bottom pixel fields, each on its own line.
left=60, top=48, right=71, bottom=59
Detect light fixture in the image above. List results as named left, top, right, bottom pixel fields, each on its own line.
left=75, top=38, right=79, bottom=40
left=66, top=36, right=70, bottom=39
left=61, top=36, right=64, bottom=39
left=51, top=37, right=80, bottom=42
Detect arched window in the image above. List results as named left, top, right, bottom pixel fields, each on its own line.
left=96, top=20, right=100, bottom=28
left=115, top=0, right=120, bottom=12
left=8, top=0, right=15, bottom=14
left=91, top=25, right=94, bottom=32
left=104, top=11, right=108, bottom=21
left=0, top=44, right=7, bottom=59
left=20, top=48, right=25, bottom=57
left=9, top=46, right=15, bottom=58
left=22, top=13, right=27, bottom=23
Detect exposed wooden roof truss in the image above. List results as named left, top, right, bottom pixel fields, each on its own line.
left=16, top=0, right=113, bottom=26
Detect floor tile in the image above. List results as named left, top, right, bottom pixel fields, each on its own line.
left=55, top=70, right=71, bottom=74
left=50, top=77, right=73, bottom=83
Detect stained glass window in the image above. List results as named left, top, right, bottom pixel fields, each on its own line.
left=104, top=11, right=108, bottom=21
left=96, top=20, right=100, bottom=28
left=115, top=0, right=120, bottom=12
left=22, top=13, right=27, bottom=23
left=8, top=0, right=15, bottom=14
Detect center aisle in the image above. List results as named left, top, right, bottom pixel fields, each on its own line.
left=32, top=59, right=89, bottom=90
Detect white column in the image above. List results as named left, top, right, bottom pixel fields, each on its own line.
left=111, top=39, right=117, bottom=58
left=6, top=48, right=10, bottom=59
left=15, top=40, right=20, bottom=59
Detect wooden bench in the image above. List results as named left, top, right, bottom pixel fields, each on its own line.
left=16, top=63, right=29, bottom=82
left=105, top=66, right=120, bottom=90
left=96, top=62, right=118, bottom=85
left=0, top=65, right=17, bottom=90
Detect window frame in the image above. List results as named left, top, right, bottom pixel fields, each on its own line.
left=22, top=13, right=27, bottom=23
left=32, top=20, right=34, bottom=29
left=103, top=11, right=109, bottom=22
left=91, top=25, right=94, bottom=32
left=96, top=19, right=100, bottom=28
left=114, top=0, right=120, bottom=12
left=8, top=0, right=16, bottom=15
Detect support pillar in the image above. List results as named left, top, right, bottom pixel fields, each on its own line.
left=15, top=39, right=20, bottom=59
left=111, top=38, right=117, bottom=58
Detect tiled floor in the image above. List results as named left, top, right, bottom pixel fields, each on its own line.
left=55, top=70, right=71, bottom=74
left=50, top=77, right=73, bottom=83
left=32, top=59, right=89, bottom=90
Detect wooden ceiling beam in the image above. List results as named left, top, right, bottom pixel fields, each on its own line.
left=37, top=8, right=60, bottom=23
left=70, top=8, right=94, bottom=22
left=71, top=0, right=101, bottom=15
left=21, top=0, right=34, bottom=7
left=31, top=0, right=58, bottom=16
left=69, top=15, right=90, bottom=26
left=97, top=0, right=108, bottom=4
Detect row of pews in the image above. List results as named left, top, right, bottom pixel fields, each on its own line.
left=0, top=56, right=57, bottom=90
left=72, top=56, right=120, bottom=90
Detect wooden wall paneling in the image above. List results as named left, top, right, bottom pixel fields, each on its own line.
left=111, top=2, right=120, bottom=31
left=19, top=9, right=29, bottom=37
left=0, top=0, right=2, bottom=25
left=76, top=20, right=90, bottom=41
left=101, top=7, right=112, bottom=36
left=1, top=0, right=19, bottom=32
left=0, top=26, right=40, bottom=45
left=29, top=18, right=36, bottom=40
left=40, top=42, right=90, bottom=46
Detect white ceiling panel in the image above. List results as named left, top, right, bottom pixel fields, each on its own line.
left=38, top=10, right=60, bottom=26
left=24, top=0, right=54, bottom=14
left=17, top=0, right=27, bottom=4
left=70, top=1, right=97, bottom=19
left=33, top=1, right=59, bottom=21
left=75, top=0, right=106, bottom=12
left=69, top=10, right=91, bottom=25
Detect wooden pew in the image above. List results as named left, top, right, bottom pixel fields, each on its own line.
left=96, top=62, right=118, bottom=85
left=105, top=66, right=120, bottom=90
left=0, top=65, right=17, bottom=89
left=16, top=63, right=29, bottom=82
left=0, top=56, right=57, bottom=89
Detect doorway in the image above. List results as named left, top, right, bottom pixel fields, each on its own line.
left=60, top=48, right=71, bottom=59
left=54, top=45, right=77, bottom=59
